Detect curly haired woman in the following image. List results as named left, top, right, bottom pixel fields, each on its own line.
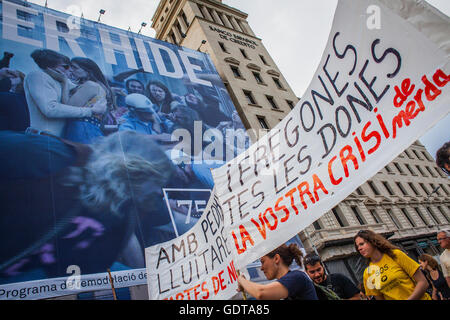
left=354, top=229, right=431, bottom=300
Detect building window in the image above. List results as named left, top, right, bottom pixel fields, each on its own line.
left=422, top=151, right=432, bottom=161
left=414, top=207, right=429, bottom=226
left=437, top=206, right=450, bottom=223
left=266, top=95, right=279, bottom=109
left=408, top=182, right=420, bottom=196
left=256, top=116, right=269, bottom=129
left=226, top=15, right=235, bottom=29
left=429, top=184, right=441, bottom=196
left=382, top=181, right=395, bottom=196
left=207, top=8, right=218, bottom=23
left=243, top=90, right=256, bottom=105
left=259, top=54, right=269, bottom=65
left=169, top=32, right=177, bottom=44
left=436, top=167, right=446, bottom=177
left=419, top=183, right=429, bottom=195
left=416, top=165, right=427, bottom=177
left=386, top=208, right=402, bottom=229
left=230, top=65, right=243, bottom=78
left=350, top=206, right=366, bottom=225
left=396, top=182, right=408, bottom=196
left=253, top=72, right=264, bottom=84
left=404, top=150, right=413, bottom=159
left=272, top=77, right=284, bottom=89
left=240, top=48, right=249, bottom=59
left=218, top=41, right=228, bottom=53
left=312, top=220, right=322, bottom=230
left=369, top=209, right=382, bottom=224
left=426, top=166, right=437, bottom=177
left=175, top=22, right=184, bottom=38
left=236, top=19, right=247, bottom=33
left=368, top=181, right=380, bottom=196
left=393, top=162, right=404, bottom=174
left=426, top=207, right=440, bottom=224
left=404, top=164, right=416, bottom=175
left=385, top=165, right=392, bottom=174
left=439, top=184, right=449, bottom=195
left=197, top=4, right=205, bottom=18
left=181, top=11, right=190, bottom=27
left=217, top=12, right=227, bottom=26
left=332, top=207, right=348, bottom=227
left=401, top=208, right=416, bottom=227
left=286, top=100, right=295, bottom=110
left=412, top=149, right=423, bottom=160
left=355, top=187, right=365, bottom=195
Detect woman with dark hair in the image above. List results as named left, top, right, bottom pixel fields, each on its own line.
left=418, top=253, right=450, bottom=300
left=354, top=229, right=431, bottom=300
left=436, top=141, right=450, bottom=176
left=237, top=244, right=318, bottom=300
left=59, top=57, right=116, bottom=144
left=24, top=49, right=106, bottom=137
left=146, top=80, right=174, bottom=114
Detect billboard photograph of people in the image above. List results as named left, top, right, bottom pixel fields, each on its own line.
left=0, top=0, right=249, bottom=298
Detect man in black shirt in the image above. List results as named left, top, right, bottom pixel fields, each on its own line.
left=304, top=253, right=360, bottom=300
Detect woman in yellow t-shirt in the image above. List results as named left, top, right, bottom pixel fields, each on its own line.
left=354, top=229, right=431, bottom=300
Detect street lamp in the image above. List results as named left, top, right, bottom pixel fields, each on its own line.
left=197, top=40, right=207, bottom=51
left=97, top=9, right=105, bottom=22
left=138, top=22, right=147, bottom=34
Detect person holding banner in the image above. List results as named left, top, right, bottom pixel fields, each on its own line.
left=354, top=229, right=431, bottom=300
left=237, top=244, right=318, bottom=300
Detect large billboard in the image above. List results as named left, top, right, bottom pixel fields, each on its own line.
left=0, top=0, right=250, bottom=299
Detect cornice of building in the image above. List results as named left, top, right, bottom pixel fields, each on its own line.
left=194, top=0, right=248, bottom=19
left=152, top=0, right=250, bottom=39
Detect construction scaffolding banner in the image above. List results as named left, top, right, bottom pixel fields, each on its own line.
left=0, top=0, right=249, bottom=299
left=145, top=190, right=240, bottom=300
left=211, top=0, right=450, bottom=270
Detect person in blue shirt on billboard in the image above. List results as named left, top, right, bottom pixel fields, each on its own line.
left=119, top=93, right=173, bottom=136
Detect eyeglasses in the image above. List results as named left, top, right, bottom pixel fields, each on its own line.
left=437, top=237, right=448, bottom=242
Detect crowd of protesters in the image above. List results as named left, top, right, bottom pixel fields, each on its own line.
left=237, top=228, right=449, bottom=300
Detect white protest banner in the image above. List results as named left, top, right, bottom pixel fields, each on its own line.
left=0, top=268, right=147, bottom=300
left=145, top=190, right=239, bottom=300
left=211, top=0, right=450, bottom=270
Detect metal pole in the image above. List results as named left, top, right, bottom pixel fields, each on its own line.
left=107, top=269, right=118, bottom=300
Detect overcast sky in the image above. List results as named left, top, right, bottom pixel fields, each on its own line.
left=27, top=0, right=450, bottom=158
